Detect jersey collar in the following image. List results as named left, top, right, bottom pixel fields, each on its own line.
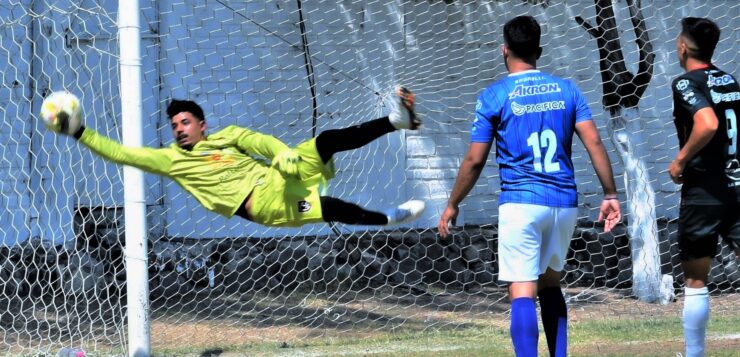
left=508, top=69, right=540, bottom=77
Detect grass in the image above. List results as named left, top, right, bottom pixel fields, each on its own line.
left=152, top=314, right=740, bottom=357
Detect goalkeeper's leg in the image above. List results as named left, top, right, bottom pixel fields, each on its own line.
left=315, top=86, right=419, bottom=163
left=315, top=118, right=395, bottom=163
left=321, top=196, right=387, bottom=225
left=321, top=197, right=425, bottom=225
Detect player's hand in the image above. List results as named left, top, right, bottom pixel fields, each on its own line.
left=272, top=149, right=301, bottom=178
left=598, top=198, right=621, bottom=233
left=438, top=205, right=459, bottom=239
left=668, top=158, right=684, bottom=184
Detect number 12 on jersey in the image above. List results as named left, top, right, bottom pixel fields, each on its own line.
left=527, top=129, right=561, bottom=173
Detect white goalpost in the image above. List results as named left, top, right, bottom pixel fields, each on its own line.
left=0, top=1, right=737, bottom=355
left=118, top=0, right=151, bottom=355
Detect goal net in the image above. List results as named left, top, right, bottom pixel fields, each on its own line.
left=0, top=0, right=737, bottom=355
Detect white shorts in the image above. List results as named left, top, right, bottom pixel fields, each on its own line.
left=498, top=203, right=578, bottom=282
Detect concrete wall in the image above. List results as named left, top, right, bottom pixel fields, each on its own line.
left=157, top=0, right=734, bottom=233
left=1, top=1, right=738, bottom=242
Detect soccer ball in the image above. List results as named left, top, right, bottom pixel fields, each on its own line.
left=40, top=91, right=82, bottom=135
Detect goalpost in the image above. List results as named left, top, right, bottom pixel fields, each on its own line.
left=0, top=1, right=737, bottom=355
left=118, top=0, right=150, bottom=355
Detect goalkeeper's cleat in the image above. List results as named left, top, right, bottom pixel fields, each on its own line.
left=385, top=199, right=426, bottom=225
left=388, top=86, right=421, bottom=130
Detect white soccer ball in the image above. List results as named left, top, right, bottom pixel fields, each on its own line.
left=39, top=91, right=82, bottom=135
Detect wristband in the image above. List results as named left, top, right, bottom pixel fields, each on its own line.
left=73, top=125, right=86, bottom=140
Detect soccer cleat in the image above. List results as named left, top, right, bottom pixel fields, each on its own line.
left=388, top=86, right=421, bottom=130
left=385, top=199, right=426, bottom=225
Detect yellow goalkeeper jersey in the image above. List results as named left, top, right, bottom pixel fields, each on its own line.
left=78, top=125, right=291, bottom=217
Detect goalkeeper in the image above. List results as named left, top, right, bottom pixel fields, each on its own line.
left=48, top=87, right=425, bottom=227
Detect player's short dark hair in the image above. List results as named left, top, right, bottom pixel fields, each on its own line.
left=167, top=99, right=205, bottom=122
left=503, top=16, right=541, bottom=58
left=680, top=17, right=720, bottom=62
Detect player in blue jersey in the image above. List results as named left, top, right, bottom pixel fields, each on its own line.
left=438, top=16, right=621, bottom=357
left=669, top=17, right=740, bottom=357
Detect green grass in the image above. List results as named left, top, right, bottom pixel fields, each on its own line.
left=155, top=328, right=513, bottom=357
left=156, top=314, right=740, bottom=357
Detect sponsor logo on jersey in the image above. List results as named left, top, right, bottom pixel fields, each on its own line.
left=514, top=76, right=546, bottom=84
left=676, top=79, right=690, bottom=91
left=511, top=100, right=565, bottom=116
left=298, top=200, right=312, bottom=213
left=206, top=150, right=235, bottom=166
left=710, top=90, right=740, bottom=104
left=678, top=88, right=698, bottom=105
left=508, top=83, right=561, bottom=99
left=707, top=74, right=735, bottom=87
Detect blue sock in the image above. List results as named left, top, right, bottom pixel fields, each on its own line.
left=683, top=287, right=709, bottom=357
left=511, top=297, right=539, bottom=357
left=538, top=287, right=568, bottom=357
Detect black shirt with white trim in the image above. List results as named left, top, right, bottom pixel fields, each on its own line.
left=671, top=65, right=740, bottom=204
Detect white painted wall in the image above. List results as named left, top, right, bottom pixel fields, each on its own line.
left=1, top=1, right=738, bottom=242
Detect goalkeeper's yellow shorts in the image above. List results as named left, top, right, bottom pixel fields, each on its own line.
left=250, top=138, right=335, bottom=227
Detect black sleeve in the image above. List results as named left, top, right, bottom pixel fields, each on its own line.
left=672, top=77, right=712, bottom=116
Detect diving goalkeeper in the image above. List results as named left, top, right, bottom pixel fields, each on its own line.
left=46, top=87, right=425, bottom=227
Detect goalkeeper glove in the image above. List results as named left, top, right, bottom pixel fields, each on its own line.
left=272, top=149, right=302, bottom=177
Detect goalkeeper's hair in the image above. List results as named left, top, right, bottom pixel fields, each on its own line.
left=680, top=17, right=720, bottom=62
left=167, top=99, right=205, bottom=122
left=503, top=15, right=541, bottom=59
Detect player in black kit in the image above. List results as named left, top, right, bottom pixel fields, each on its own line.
left=669, top=17, right=740, bottom=357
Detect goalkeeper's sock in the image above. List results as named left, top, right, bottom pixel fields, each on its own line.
left=384, top=200, right=425, bottom=225
left=510, top=297, right=539, bottom=357
left=538, top=287, right=568, bottom=357
left=320, top=196, right=388, bottom=225
left=683, top=286, right=709, bottom=357
left=315, top=118, right=395, bottom=163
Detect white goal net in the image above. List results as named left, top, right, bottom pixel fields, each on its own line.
left=0, top=0, right=738, bottom=355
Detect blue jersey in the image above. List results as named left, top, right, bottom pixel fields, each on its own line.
left=471, top=70, right=592, bottom=207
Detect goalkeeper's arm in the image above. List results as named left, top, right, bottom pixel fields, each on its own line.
left=225, top=125, right=290, bottom=159
left=227, top=125, right=301, bottom=177
left=74, top=126, right=173, bottom=176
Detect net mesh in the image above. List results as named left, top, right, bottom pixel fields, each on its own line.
left=0, top=0, right=738, bottom=355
